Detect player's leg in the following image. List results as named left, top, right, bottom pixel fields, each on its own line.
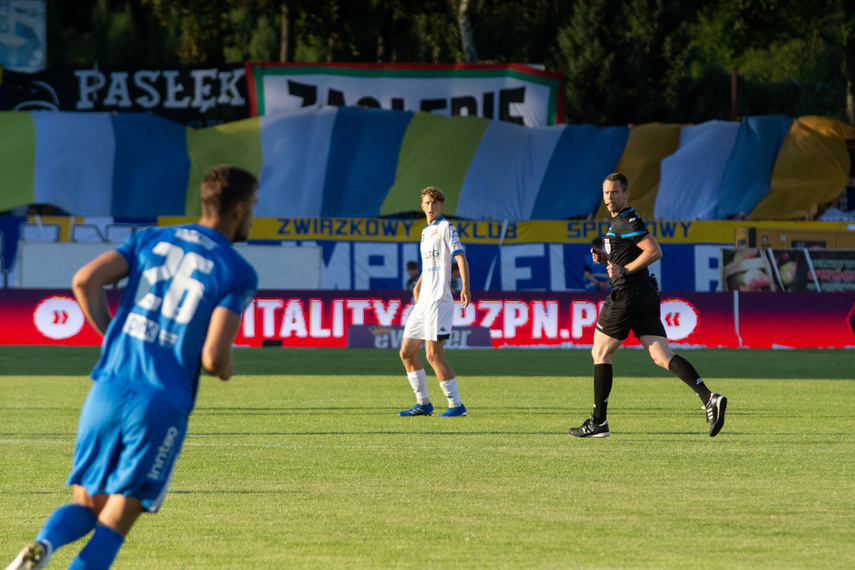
left=5, top=382, right=123, bottom=570
left=423, top=301, right=466, bottom=417
left=569, top=330, right=621, bottom=438
left=639, top=334, right=712, bottom=402
left=640, top=335, right=726, bottom=437
left=65, top=494, right=145, bottom=570
left=398, top=302, right=433, bottom=416
left=399, top=335, right=433, bottom=415
left=424, top=339, right=466, bottom=416
left=570, top=292, right=627, bottom=437
left=4, top=486, right=101, bottom=570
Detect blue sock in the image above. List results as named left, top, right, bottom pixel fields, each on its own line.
left=35, top=503, right=97, bottom=552
left=67, top=525, right=125, bottom=570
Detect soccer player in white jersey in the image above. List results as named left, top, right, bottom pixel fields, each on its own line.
left=6, top=166, right=258, bottom=570
left=398, top=186, right=471, bottom=417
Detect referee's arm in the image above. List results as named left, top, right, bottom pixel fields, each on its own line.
left=608, top=234, right=662, bottom=277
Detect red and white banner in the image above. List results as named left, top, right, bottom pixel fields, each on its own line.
left=3, top=290, right=854, bottom=349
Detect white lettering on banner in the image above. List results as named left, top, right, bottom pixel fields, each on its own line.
left=191, top=68, right=219, bottom=113
left=104, top=72, right=132, bottom=107
left=235, top=296, right=699, bottom=342
left=319, top=241, right=351, bottom=290
left=445, top=329, right=473, bottom=348
left=354, top=243, right=398, bottom=289
left=549, top=244, right=568, bottom=291
left=74, top=66, right=246, bottom=113
left=374, top=328, right=407, bottom=348
left=501, top=244, right=545, bottom=291
left=135, top=70, right=161, bottom=108
left=280, top=299, right=308, bottom=337
left=347, top=299, right=371, bottom=325
left=694, top=245, right=722, bottom=292
left=478, top=300, right=504, bottom=338
left=571, top=301, right=598, bottom=339
left=503, top=301, right=529, bottom=338
left=373, top=299, right=401, bottom=326
left=257, top=298, right=283, bottom=337
left=241, top=300, right=256, bottom=337
left=332, top=300, right=345, bottom=337
left=309, top=299, right=331, bottom=338
left=164, top=70, right=190, bottom=108
left=453, top=303, right=477, bottom=326
left=531, top=300, right=558, bottom=339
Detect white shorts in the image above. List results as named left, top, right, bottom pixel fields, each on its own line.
left=403, top=299, right=453, bottom=342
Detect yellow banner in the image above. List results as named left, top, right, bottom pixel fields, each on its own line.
left=157, top=216, right=851, bottom=245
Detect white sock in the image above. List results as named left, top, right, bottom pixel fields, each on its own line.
left=407, top=369, right=429, bottom=404
left=440, top=378, right=462, bottom=407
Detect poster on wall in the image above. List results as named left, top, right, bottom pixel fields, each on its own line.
left=0, top=0, right=45, bottom=73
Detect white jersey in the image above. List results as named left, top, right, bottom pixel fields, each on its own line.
left=418, top=216, right=464, bottom=303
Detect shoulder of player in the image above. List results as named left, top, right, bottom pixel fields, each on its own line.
left=615, top=209, right=646, bottom=229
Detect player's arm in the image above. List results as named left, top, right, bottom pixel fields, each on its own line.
left=412, top=274, right=423, bottom=304
left=608, top=234, right=662, bottom=277
left=201, top=307, right=242, bottom=381
left=72, top=250, right=129, bottom=336
left=453, top=252, right=471, bottom=308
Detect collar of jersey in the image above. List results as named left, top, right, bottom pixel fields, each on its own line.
left=618, top=207, right=635, bottom=216
left=425, top=216, right=445, bottom=228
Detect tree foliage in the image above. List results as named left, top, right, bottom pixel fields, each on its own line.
left=42, top=0, right=855, bottom=124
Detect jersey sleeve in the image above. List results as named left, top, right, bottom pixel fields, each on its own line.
left=619, top=215, right=649, bottom=244
left=446, top=223, right=464, bottom=257
left=114, top=229, right=141, bottom=270
left=218, top=258, right=258, bottom=315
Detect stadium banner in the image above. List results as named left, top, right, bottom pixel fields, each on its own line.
left=0, top=63, right=248, bottom=127
left=160, top=216, right=845, bottom=245
left=3, top=289, right=853, bottom=349
left=245, top=62, right=564, bottom=126
left=0, top=0, right=46, bottom=73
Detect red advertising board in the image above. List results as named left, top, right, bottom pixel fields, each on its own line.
left=3, top=289, right=853, bottom=349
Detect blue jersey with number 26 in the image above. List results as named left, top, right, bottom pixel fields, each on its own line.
left=90, top=224, right=257, bottom=416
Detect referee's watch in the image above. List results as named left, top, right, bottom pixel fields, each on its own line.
left=619, top=266, right=627, bottom=275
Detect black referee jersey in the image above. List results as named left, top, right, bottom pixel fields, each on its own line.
left=604, top=207, right=652, bottom=288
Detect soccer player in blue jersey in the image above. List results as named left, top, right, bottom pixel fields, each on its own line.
left=398, top=186, right=471, bottom=417
left=6, top=166, right=259, bottom=570
left=569, top=173, right=727, bottom=438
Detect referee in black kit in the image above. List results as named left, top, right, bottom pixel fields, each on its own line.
left=569, top=173, right=727, bottom=438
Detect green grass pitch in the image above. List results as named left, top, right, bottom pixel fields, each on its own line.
left=1, top=346, right=854, bottom=569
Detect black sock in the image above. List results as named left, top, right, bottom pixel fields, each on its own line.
left=593, top=363, right=612, bottom=423
left=668, top=354, right=712, bottom=403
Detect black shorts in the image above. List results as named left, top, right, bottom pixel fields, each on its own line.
left=595, top=280, right=666, bottom=341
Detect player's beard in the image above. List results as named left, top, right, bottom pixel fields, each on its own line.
left=233, top=217, right=252, bottom=243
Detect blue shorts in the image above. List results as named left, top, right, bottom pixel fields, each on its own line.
left=67, top=380, right=188, bottom=513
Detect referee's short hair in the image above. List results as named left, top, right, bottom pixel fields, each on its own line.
left=604, top=172, right=628, bottom=191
